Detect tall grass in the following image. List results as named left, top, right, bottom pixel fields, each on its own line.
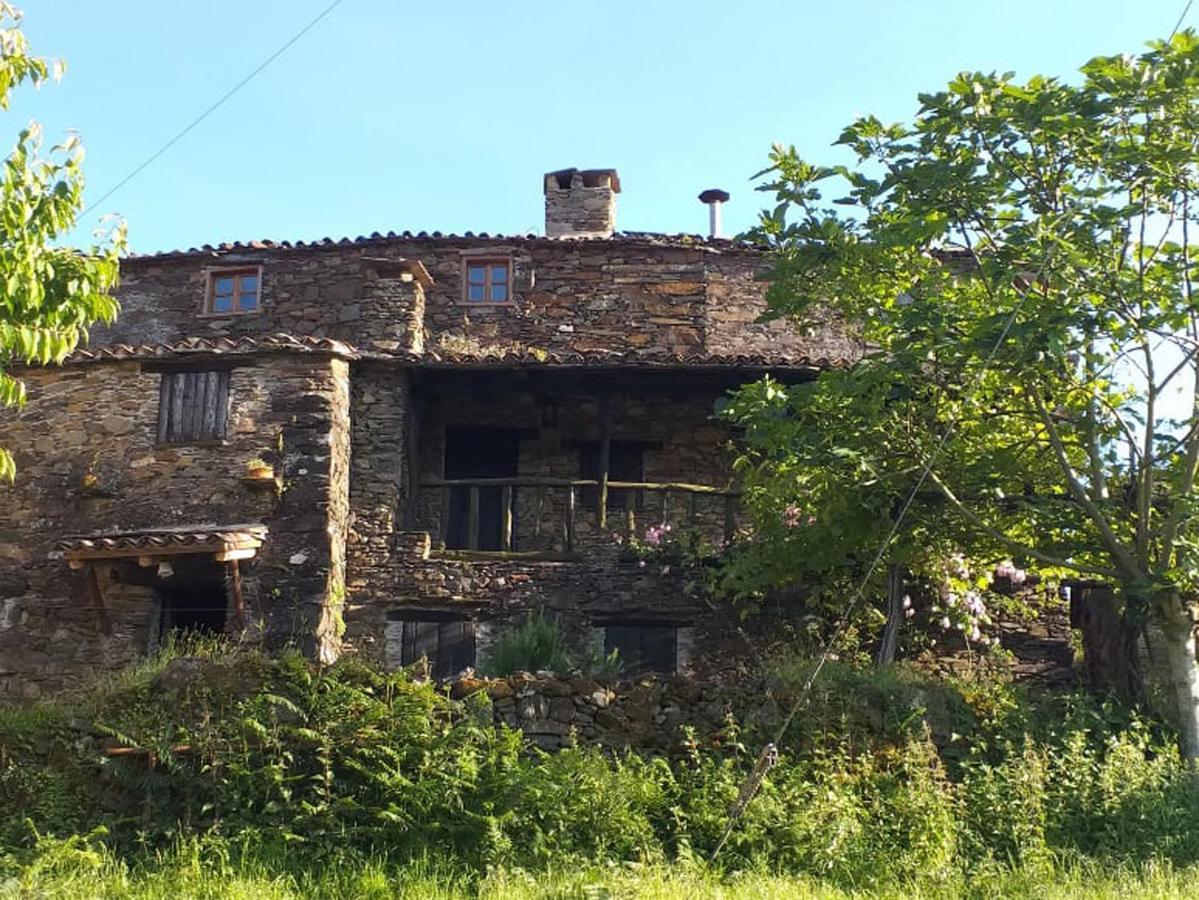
left=2, top=648, right=1199, bottom=894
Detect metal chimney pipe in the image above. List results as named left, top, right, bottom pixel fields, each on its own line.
left=698, top=188, right=730, bottom=238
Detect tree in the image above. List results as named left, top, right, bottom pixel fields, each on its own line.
left=0, top=3, right=123, bottom=480
left=722, top=33, right=1199, bottom=759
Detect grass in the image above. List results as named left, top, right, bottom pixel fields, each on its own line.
left=4, top=843, right=1199, bottom=900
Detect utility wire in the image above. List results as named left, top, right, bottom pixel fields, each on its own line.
left=1171, top=0, right=1194, bottom=37
left=81, top=0, right=346, bottom=220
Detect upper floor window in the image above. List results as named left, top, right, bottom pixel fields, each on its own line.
left=578, top=440, right=645, bottom=510
left=157, top=369, right=230, bottom=444
left=463, top=258, right=511, bottom=303
left=206, top=268, right=260, bottom=315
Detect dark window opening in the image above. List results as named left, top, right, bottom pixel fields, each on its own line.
left=158, top=579, right=228, bottom=638
left=604, top=621, right=677, bottom=675
left=444, top=427, right=521, bottom=550
left=157, top=370, right=230, bottom=444
left=391, top=611, right=476, bottom=679
left=579, top=440, right=644, bottom=510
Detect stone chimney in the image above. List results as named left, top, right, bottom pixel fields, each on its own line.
left=543, top=167, right=620, bottom=238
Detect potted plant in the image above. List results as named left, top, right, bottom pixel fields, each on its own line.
left=245, top=457, right=275, bottom=481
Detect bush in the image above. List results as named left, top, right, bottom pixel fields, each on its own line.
left=3, top=648, right=1199, bottom=890
left=479, top=613, right=572, bottom=676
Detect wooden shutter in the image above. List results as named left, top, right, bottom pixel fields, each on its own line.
left=157, top=370, right=231, bottom=444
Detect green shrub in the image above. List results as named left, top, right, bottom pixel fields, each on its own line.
left=480, top=613, right=572, bottom=675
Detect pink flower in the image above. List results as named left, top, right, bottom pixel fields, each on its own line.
left=940, top=616, right=951, bottom=630
left=782, top=504, right=803, bottom=528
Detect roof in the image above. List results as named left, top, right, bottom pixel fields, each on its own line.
left=67, top=334, right=360, bottom=364
left=419, top=346, right=848, bottom=372
left=58, top=333, right=846, bottom=372
left=124, top=230, right=765, bottom=263
left=53, top=524, right=268, bottom=563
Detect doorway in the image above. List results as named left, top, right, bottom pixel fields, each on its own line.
left=444, top=426, right=521, bottom=550
left=157, top=572, right=229, bottom=638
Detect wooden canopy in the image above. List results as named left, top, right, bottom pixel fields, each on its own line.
left=53, top=524, right=267, bottom=569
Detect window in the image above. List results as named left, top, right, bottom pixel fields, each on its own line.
left=604, top=622, right=678, bottom=675
left=578, top=440, right=644, bottom=510
left=157, top=370, right=230, bottom=444
left=206, top=268, right=260, bottom=314
left=388, top=611, right=476, bottom=679
left=463, top=258, right=511, bottom=303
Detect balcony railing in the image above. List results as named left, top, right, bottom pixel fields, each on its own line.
left=419, top=477, right=740, bottom=554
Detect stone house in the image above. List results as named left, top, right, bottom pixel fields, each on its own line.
left=0, top=168, right=857, bottom=700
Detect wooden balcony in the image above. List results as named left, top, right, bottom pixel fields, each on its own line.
left=419, top=477, right=740, bottom=556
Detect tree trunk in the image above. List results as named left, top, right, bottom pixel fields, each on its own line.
left=1158, top=592, right=1199, bottom=763
left=875, top=564, right=904, bottom=668
left=1070, top=583, right=1144, bottom=704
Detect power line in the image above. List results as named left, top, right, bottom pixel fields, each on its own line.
left=81, top=0, right=346, bottom=220
left=1171, top=0, right=1193, bottom=37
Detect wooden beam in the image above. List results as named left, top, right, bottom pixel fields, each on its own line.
left=565, top=486, right=576, bottom=553
left=596, top=394, right=613, bottom=529
left=438, top=485, right=451, bottom=550
left=213, top=547, right=258, bottom=563
left=467, top=486, right=480, bottom=551
left=84, top=564, right=111, bottom=635
left=501, top=484, right=514, bottom=551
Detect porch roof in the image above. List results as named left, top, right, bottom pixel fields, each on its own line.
left=52, top=524, right=267, bottom=567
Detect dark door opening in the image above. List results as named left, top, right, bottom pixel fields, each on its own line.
left=158, top=578, right=229, bottom=638
left=444, top=427, right=521, bottom=550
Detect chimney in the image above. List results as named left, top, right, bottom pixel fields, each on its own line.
left=544, top=168, right=620, bottom=238
left=698, top=189, right=729, bottom=238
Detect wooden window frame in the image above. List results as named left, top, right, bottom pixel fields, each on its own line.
left=461, top=257, right=513, bottom=305
left=201, top=266, right=262, bottom=317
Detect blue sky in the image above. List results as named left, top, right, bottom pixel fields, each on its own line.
left=11, top=0, right=1193, bottom=255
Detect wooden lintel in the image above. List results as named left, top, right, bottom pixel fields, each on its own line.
left=213, top=547, right=258, bottom=563
left=63, top=539, right=263, bottom=565
left=138, top=556, right=155, bottom=567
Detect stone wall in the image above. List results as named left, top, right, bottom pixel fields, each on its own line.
left=449, top=672, right=735, bottom=751
left=0, top=353, right=351, bottom=698
left=102, top=236, right=854, bottom=367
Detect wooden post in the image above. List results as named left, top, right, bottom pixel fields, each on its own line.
left=403, top=389, right=422, bottom=529
left=723, top=494, right=737, bottom=547
left=565, top=485, right=576, bottom=553
left=467, top=486, right=481, bottom=551
left=501, top=484, right=514, bottom=551
left=228, top=559, right=247, bottom=630
left=438, top=485, right=451, bottom=549
left=85, top=564, right=111, bottom=635
left=596, top=394, right=614, bottom=529
left=624, top=490, right=636, bottom=539
left=657, top=490, right=668, bottom=525
left=534, top=486, right=545, bottom=539
left=688, top=492, right=699, bottom=527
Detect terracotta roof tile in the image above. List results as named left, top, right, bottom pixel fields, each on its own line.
left=66, top=333, right=360, bottom=364
left=125, top=230, right=765, bottom=263
left=53, top=524, right=267, bottom=557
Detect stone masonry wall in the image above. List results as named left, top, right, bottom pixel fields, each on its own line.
left=102, top=237, right=855, bottom=367
left=0, top=353, right=351, bottom=698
